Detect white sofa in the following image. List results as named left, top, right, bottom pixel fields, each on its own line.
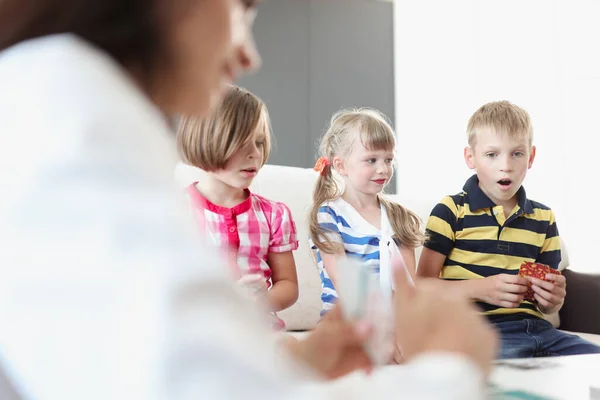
left=174, top=163, right=600, bottom=345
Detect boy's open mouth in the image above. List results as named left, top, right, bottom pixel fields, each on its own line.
left=497, top=179, right=512, bottom=187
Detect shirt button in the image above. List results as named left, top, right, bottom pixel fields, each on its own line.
left=229, top=226, right=236, bottom=233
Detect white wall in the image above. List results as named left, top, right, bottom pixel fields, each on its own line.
left=393, top=0, right=600, bottom=273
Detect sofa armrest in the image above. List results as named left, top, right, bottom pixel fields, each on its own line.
left=559, top=269, right=600, bottom=335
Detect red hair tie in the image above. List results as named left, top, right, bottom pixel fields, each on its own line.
left=314, top=157, right=331, bottom=175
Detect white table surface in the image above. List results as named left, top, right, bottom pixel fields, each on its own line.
left=335, top=354, right=600, bottom=399
left=490, top=354, right=600, bottom=399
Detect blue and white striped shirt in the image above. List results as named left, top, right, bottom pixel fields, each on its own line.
left=309, top=197, right=390, bottom=315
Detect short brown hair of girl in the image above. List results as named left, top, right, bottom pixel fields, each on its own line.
left=176, top=85, right=272, bottom=171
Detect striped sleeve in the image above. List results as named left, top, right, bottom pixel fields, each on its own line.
left=424, top=196, right=458, bottom=256
left=536, top=210, right=561, bottom=270
left=312, top=205, right=343, bottom=248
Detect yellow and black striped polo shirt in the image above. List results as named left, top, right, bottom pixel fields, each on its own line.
left=424, top=174, right=561, bottom=322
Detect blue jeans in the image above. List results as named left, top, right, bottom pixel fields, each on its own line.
left=495, top=318, right=600, bottom=359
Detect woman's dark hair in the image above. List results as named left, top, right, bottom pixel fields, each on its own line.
left=0, top=0, right=165, bottom=80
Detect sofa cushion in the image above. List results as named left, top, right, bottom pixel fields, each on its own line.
left=174, top=163, right=322, bottom=330
left=559, top=269, right=600, bottom=335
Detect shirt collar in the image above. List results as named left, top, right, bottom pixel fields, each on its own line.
left=463, top=174, right=533, bottom=214
left=187, top=183, right=252, bottom=216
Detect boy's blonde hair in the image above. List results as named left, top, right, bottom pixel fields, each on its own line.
left=308, top=108, right=426, bottom=254
left=177, top=85, right=271, bottom=171
left=467, top=100, right=533, bottom=148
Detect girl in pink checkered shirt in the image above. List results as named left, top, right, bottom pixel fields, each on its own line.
left=176, top=85, right=299, bottom=330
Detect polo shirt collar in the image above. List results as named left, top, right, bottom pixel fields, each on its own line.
left=463, top=174, right=534, bottom=214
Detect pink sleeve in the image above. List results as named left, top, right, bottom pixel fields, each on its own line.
left=269, top=202, right=299, bottom=253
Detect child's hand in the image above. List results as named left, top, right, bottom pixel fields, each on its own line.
left=527, top=274, right=567, bottom=313
left=479, top=274, right=529, bottom=308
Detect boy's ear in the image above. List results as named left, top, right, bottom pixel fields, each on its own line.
left=464, top=146, right=476, bottom=169
left=528, top=146, right=537, bottom=169
left=333, top=156, right=346, bottom=175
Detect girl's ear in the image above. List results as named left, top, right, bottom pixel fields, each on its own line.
left=333, top=156, right=346, bottom=176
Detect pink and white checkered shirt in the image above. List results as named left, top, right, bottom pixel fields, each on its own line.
left=187, top=183, right=299, bottom=287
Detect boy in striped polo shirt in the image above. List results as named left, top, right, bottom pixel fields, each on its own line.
left=418, top=101, right=600, bottom=359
